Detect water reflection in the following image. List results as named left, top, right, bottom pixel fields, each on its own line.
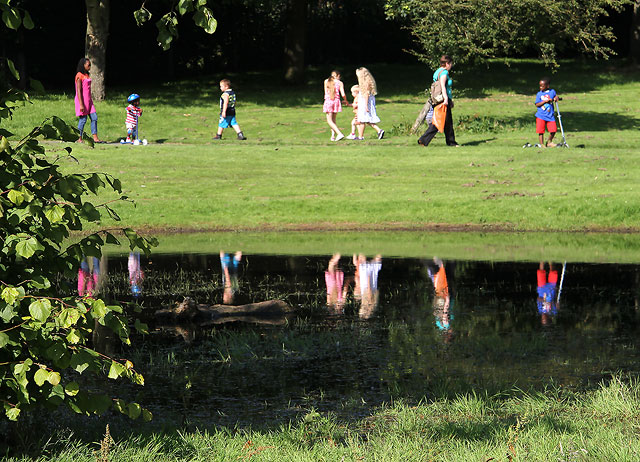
left=536, top=261, right=559, bottom=325
left=324, top=253, right=384, bottom=316
left=77, top=256, right=104, bottom=297
left=60, top=252, right=640, bottom=431
left=355, top=254, right=382, bottom=319
left=426, top=257, right=454, bottom=340
left=220, top=250, right=242, bottom=304
left=128, top=251, right=144, bottom=297
left=325, top=253, right=347, bottom=313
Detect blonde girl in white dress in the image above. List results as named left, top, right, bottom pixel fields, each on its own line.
left=355, top=67, right=384, bottom=140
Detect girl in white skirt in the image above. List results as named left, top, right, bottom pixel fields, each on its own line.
left=355, top=67, right=384, bottom=140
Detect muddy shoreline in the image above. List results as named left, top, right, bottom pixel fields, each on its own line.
left=81, top=222, right=640, bottom=236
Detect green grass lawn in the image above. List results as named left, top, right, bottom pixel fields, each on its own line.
left=5, top=376, right=640, bottom=461
left=4, top=60, right=640, bottom=232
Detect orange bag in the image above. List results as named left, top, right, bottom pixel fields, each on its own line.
left=432, top=103, right=447, bottom=133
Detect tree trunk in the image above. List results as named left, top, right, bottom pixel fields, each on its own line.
left=631, top=0, right=640, bottom=63
left=85, top=0, right=110, bottom=101
left=411, top=100, right=432, bottom=134
left=283, top=0, right=307, bottom=84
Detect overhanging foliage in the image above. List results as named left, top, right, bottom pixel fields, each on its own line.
left=1, top=3, right=158, bottom=422
left=384, top=0, right=631, bottom=67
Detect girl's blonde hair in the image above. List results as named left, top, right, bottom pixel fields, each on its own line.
left=355, top=67, right=376, bottom=98
left=350, top=84, right=359, bottom=94
left=324, top=75, right=336, bottom=99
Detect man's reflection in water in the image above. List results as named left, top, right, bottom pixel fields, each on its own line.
left=325, top=253, right=347, bottom=313
left=537, top=261, right=558, bottom=325
left=427, top=257, right=453, bottom=340
left=220, top=250, right=242, bottom=305
left=78, top=256, right=103, bottom=297
left=128, top=252, right=144, bottom=297
left=355, top=254, right=382, bottom=319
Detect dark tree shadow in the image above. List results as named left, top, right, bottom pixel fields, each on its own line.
left=422, top=414, right=575, bottom=442
left=108, top=60, right=640, bottom=111
left=455, top=59, right=640, bottom=98
left=460, top=138, right=498, bottom=146
left=453, top=112, right=638, bottom=133
left=559, top=111, right=638, bottom=131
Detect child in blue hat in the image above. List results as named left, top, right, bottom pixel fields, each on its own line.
left=125, top=93, right=143, bottom=143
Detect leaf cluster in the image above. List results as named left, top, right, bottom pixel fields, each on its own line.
left=0, top=122, right=157, bottom=421
left=0, top=1, right=33, bottom=32
left=134, top=0, right=217, bottom=51
left=384, top=0, right=631, bottom=68
left=1, top=8, right=157, bottom=422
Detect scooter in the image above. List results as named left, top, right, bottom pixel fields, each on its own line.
left=553, top=99, right=569, bottom=148
left=120, top=115, right=148, bottom=145
left=523, top=97, right=569, bottom=148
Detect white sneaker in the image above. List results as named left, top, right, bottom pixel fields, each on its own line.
left=335, top=134, right=345, bottom=141
left=346, top=133, right=356, bottom=140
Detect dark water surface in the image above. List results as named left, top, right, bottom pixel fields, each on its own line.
left=77, top=252, right=640, bottom=432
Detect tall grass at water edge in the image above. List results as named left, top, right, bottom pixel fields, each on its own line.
left=3, top=60, right=640, bottom=232
left=4, top=376, right=640, bottom=461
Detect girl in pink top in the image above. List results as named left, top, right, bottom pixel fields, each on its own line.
left=74, top=58, right=102, bottom=143
left=323, top=70, right=349, bottom=141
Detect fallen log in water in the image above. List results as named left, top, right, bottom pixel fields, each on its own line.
left=155, top=297, right=295, bottom=323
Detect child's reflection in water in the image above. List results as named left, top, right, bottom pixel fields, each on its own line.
left=78, top=256, right=103, bottom=297
left=325, top=253, right=347, bottom=313
left=537, top=261, right=558, bottom=325
left=220, top=251, right=242, bottom=305
left=128, top=252, right=144, bottom=297
left=355, top=254, right=382, bottom=319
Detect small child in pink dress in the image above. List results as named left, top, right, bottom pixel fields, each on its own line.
left=323, top=70, right=349, bottom=141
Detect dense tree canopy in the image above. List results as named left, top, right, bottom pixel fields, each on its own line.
left=384, top=0, right=632, bottom=67
left=2, top=0, right=407, bottom=89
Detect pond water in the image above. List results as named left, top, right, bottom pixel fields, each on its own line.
left=72, top=251, right=640, bottom=432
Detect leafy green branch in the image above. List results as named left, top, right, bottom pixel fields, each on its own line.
left=1, top=88, right=157, bottom=423
left=384, top=0, right=631, bottom=68
left=133, top=0, right=217, bottom=51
